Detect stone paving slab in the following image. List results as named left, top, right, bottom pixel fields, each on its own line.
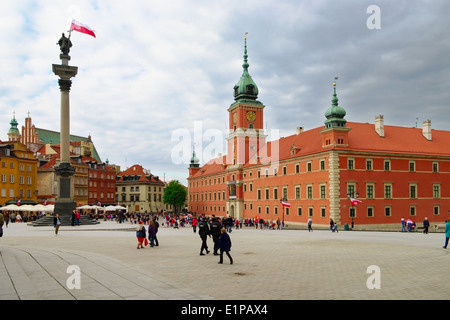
left=0, top=220, right=449, bottom=304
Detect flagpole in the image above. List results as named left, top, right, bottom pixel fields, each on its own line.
left=67, top=18, right=73, bottom=39
left=67, top=28, right=72, bottom=40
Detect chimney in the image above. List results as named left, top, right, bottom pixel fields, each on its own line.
left=375, top=115, right=384, bottom=137
left=296, top=127, right=303, bottom=135
left=422, top=120, right=432, bottom=140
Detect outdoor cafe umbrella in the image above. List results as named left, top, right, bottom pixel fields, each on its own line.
left=0, top=204, right=21, bottom=211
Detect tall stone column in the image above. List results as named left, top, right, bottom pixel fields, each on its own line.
left=52, top=52, right=78, bottom=218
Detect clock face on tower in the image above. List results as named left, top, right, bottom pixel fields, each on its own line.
left=246, top=111, right=256, bottom=122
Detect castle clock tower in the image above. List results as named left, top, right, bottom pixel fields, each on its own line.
left=226, top=34, right=266, bottom=219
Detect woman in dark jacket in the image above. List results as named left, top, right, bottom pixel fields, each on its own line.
left=218, top=228, right=233, bottom=264
left=148, top=220, right=157, bottom=247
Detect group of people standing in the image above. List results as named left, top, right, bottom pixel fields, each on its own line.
left=197, top=215, right=233, bottom=264
left=401, top=218, right=417, bottom=232
left=135, top=216, right=160, bottom=249
left=134, top=213, right=233, bottom=264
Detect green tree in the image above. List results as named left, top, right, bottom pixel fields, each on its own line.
left=163, top=180, right=187, bottom=213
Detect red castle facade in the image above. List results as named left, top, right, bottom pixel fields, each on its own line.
left=187, top=39, right=450, bottom=230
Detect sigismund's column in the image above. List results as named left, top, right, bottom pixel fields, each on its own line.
left=52, top=33, right=78, bottom=220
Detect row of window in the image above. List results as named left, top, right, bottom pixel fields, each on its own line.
left=119, top=194, right=163, bottom=202
left=190, top=191, right=227, bottom=202
left=190, top=182, right=444, bottom=203
left=0, top=188, right=33, bottom=198
left=347, top=183, right=442, bottom=199
left=74, top=166, right=115, bottom=179
left=118, top=186, right=163, bottom=192
left=1, top=174, right=33, bottom=185
left=1, top=162, right=34, bottom=171
left=347, top=158, right=441, bottom=172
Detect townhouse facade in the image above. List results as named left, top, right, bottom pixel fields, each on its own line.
left=116, top=164, right=169, bottom=213
left=0, top=141, right=38, bottom=205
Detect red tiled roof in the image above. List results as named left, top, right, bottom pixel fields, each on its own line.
left=38, top=153, right=82, bottom=169
left=345, top=122, right=450, bottom=156
left=117, top=164, right=164, bottom=183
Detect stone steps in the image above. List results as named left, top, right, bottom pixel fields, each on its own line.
left=31, top=215, right=99, bottom=226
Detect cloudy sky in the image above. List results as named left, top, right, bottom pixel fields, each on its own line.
left=1, top=0, right=449, bottom=185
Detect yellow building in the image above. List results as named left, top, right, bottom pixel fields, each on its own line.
left=0, top=141, right=38, bottom=205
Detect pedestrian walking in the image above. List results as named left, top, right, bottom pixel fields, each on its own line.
left=192, top=217, right=198, bottom=233
left=218, top=228, right=233, bottom=264
left=4, top=213, right=9, bottom=228
left=401, top=218, right=406, bottom=232
left=0, top=212, right=4, bottom=237
left=136, top=221, right=147, bottom=249
left=148, top=220, right=157, bottom=247
left=152, top=216, right=159, bottom=246
left=308, top=218, right=313, bottom=232
left=423, top=217, right=430, bottom=234
left=210, top=217, right=222, bottom=255
left=53, top=213, right=61, bottom=236
left=75, top=210, right=80, bottom=226
left=198, top=217, right=210, bottom=255
left=443, top=219, right=450, bottom=249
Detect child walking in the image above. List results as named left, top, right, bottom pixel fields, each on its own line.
left=218, top=228, right=233, bottom=264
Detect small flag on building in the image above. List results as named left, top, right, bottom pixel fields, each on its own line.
left=17, top=199, right=21, bottom=205
left=70, top=19, right=96, bottom=38
left=281, top=201, right=291, bottom=208
left=350, top=198, right=362, bottom=206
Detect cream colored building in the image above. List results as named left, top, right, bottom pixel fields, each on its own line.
left=116, top=164, right=170, bottom=213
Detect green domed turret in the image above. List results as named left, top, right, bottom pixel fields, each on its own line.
left=233, top=34, right=259, bottom=101
left=8, top=112, right=20, bottom=136
left=324, top=82, right=347, bottom=128
left=189, top=146, right=200, bottom=168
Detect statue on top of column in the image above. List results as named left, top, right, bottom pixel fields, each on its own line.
left=57, top=33, right=72, bottom=55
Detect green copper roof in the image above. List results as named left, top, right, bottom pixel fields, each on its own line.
left=8, top=113, right=20, bottom=135
left=189, top=146, right=200, bottom=168
left=35, top=128, right=101, bottom=162
left=324, top=83, right=347, bottom=128
left=233, top=34, right=259, bottom=101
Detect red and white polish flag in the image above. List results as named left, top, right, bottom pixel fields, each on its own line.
left=350, top=198, right=362, bottom=206
left=70, top=19, right=96, bottom=38
left=281, top=201, right=291, bottom=208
